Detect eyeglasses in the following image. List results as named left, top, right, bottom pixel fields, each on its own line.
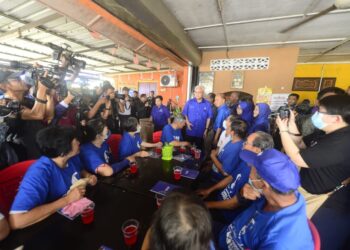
left=248, top=178, right=263, bottom=193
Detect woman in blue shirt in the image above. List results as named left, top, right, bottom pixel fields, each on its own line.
left=150, top=95, right=170, bottom=131
left=236, top=101, right=254, bottom=129
left=10, top=126, right=97, bottom=229
left=248, top=103, right=271, bottom=134
left=80, top=118, right=139, bottom=176
left=119, top=117, right=162, bottom=160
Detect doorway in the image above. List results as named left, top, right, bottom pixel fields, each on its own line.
left=138, top=81, right=157, bottom=95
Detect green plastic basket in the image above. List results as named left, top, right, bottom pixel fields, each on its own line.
left=162, top=144, right=173, bottom=161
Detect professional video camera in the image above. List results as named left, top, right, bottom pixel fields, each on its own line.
left=9, top=43, right=86, bottom=99
left=0, top=99, right=20, bottom=117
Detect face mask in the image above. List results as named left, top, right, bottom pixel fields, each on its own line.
left=136, top=125, right=141, bottom=133
left=223, top=120, right=227, bottom=130
left=103, top=130, right=111, bottom=141
left=248, top=178, right=263, bottom=195
left=311, top=112, right=327, bottom=130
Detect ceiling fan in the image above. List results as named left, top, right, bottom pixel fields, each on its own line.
left=280, top=0, right=350, bottom=33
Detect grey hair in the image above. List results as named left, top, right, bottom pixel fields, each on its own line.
left=252, top=131, right=274, bottom=151
left=173, top=114, right=185, bottom=123
left=194, top=85, right=205, bottom=93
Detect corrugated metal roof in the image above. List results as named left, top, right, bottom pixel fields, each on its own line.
left=0, top=0, right=165, bottom=76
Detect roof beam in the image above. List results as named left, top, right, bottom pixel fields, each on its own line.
left=184, top=9, right=350, bottom=31
left=307, top=38, right=350, bottom=62
left=0, top=11, right=156, bottom=70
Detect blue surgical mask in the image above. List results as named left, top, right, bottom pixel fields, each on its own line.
left=311, top=111, right=327, bottom=130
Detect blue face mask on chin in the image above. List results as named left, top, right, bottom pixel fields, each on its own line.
left=311, top=111, right=327, bottom=130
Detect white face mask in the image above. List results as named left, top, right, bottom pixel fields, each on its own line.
left=136, top=125, right=141, bottom=133
left=223, top=120, right=227, bottom=130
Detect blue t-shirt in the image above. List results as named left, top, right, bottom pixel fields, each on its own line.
left=218, top=192, right=313, bottom=250
left=119, top=132, right=142, bottom=160
left=212, top=140, right=244, bottom=181
left=214, top=104, right=231, bottom=132
left=80, top=141, right=112, bottom=173
left=10, top=156, right=82, bottom=213
left=182, top=98, right=213, bottom=137
left=151, top=105, right=170, bottom=129
left=217, top=162, right=250, bottom=222
left=161, top=124, right=183, bottom=144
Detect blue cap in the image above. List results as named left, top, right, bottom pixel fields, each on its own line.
left=239, top=149, right=300, bottom=193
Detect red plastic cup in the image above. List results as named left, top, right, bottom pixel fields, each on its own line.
left=81, top=206, right=94, bottom=224
left=179, top=147, right=186, bottom=153
left=155, top=193, right=165, bottom=208
left=155, top=147, right=162, bottom=155
left=122, top=219, right=139, bottom=247
left=130, top=162, right=138, bottom=174
left=173, top=166, right=182, bottom=181
left=194, top=149, right=201, bottom=160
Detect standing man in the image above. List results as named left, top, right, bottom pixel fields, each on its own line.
left=227, top=91, right=239, bottom=115
left=182, top=85, right=213, bottom=149
left=150, top=95, right=170, bottom=131
left=147, top=90, right=156, bottom=107
left=213, top=93, right=231, bottom=146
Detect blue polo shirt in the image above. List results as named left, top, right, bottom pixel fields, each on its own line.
left=10, top=156, right=82, bottom=213
left=182, top=98, right=213, bottom=137
left=161, top=124, right=183, bottom=144
left=213, top=104, right=231, bottom=132
left=80, top=141, right=113, bottom=174
left=212, top=140, right=244, bottom=181
left=218, top=192, right=313, bottom=250
left=119, top=132, right=142, bottom=160
left=151, top=105, right=170, bottom=129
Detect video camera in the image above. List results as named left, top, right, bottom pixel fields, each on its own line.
left=0, top=99, right=20, bottom=117
left=48, top=43, right=86, bottom=70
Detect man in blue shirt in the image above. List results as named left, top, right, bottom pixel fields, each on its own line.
left=161, top=114, right=190, bottom=147
left=218, top=149, right=313, bottom=250
left=197, top=131, right=275, bottom=223
left=210, top=119, right=247, bottom=181
left=150, top=95, right=170, bottom=131
left=9, top=127, right=97, bottom=229
left=213, top=93, right=231, bottom=146
left=182, top=85, right=213, bottom=149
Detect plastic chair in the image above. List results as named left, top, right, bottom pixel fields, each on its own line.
left=0, top=160, right=35, bottom=217
left=308, top=219, right=321, bottom=250
left=153, top=131, right=162, bottom=143
left=107, top=134, right=122, bottom=161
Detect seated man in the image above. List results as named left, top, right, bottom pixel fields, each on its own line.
left=0, top=212, right=10, bottom=241
left=210, top=119, right=247, bottom=181
left=197, top=131, right=274, bottom=222
left=80, top=118, right=141, bottom=176
left=9, top=127, right=97, bottom=229
left=218, top=148, right=313, bottom=250
left=161, top=114, right=190, bottom=147
left=119, top=117, right=162, bottom=160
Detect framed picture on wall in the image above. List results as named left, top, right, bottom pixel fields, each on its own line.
left=198, top=72, right=214, bottom=94
left=320, top=78, right=336, bottom=90
left=292, top=77, right=320, bottom=91
left=231, top=71, right=244, bottom=89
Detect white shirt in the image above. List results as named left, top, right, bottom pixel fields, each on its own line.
left=119, top=100, right=131, bottom=115
left=213, top=130, right=232, bottom=173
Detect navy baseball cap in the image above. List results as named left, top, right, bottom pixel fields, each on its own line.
left=239, top=149, right=300, bottom=193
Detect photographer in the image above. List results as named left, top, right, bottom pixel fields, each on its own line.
left=0, top=70, right=50, bottom=166
left=118, top=87, right=132, bottom=132
left=87, top=82, right=124, bottom=133
left=135, top=94, right=151, bottom=120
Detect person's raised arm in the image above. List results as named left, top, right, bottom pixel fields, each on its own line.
left=21, top=80, right=48, bottom=120
left=276, top=116, right=309, bottom=168
left=88, top=97, right=106, bottom=119
left=44, top=92, right=55, bottom=122
left=9, top=187, right=84, bottom=229
left=286, top=111, right=306, bottom=149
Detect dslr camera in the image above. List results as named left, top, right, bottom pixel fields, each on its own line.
left=278, top=105, right=291, bottom=120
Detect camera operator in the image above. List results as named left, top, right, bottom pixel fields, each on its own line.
left=147, top=90, right=155, bottom=107
left=118, top=87, right=132, bottom=133
left=87, top=82, right=124, bottom=133
left=0, top=70, right=50, bottom=168
left=135, top=94, right=151, bottom=120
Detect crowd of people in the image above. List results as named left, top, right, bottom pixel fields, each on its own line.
left=0, top=68, right=350, bottom=250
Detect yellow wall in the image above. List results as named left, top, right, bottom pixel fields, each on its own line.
left=294, top=64, right=350, bottom=105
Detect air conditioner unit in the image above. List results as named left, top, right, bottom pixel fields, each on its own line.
left=160, top=74, right=177, bottom=87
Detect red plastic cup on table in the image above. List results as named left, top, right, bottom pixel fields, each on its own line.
left=81, top=204, right=95, bottom=224
left=130, top=162, right=138, bottom=174
left=173, top=166, right=182, bottom=181
left=155, top=193, right=165, bottom=208
left=122, top=219, right=139, bottom=247
left=194, top=149, right=201, bottom=160
left=179, top=146, right=186, bottom=154
left=155, top=146, right=162, bottom=155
